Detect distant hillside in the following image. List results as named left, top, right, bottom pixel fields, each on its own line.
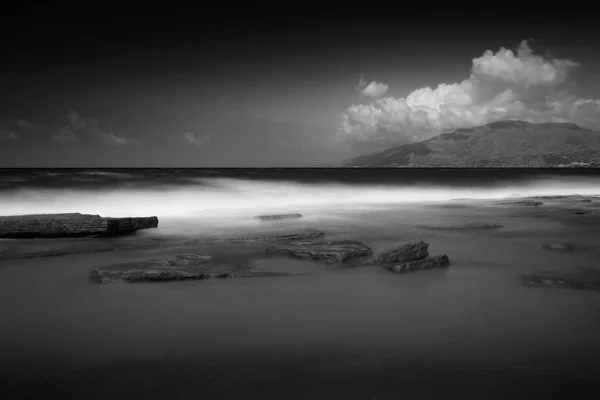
left=342, top=121, right=600, bottom=167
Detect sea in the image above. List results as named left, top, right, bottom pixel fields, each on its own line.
left=1, top=168, right=600, bottom=399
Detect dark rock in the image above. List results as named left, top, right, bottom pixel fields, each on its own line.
left=574, top=211, right=592, bottom=215
left=255, top=213, right=302, bottom=221
left=264, top=240, right=373, bottom=263
left=365, top=239, right=429, bottom=265
left=390, top=254, right=450, bottom=273
left=417, top=223, right=502, bottom=230
left=542, top=243, right=576, bottom=252
left=90, top=252, right=288, bottom=284
left=507, top=201, right=543, bottom=206
left=521, top=268, right=600, bottom=292
left=189, top=231, right=325, bottom=243
left=0, top=213, right=158, bottom=238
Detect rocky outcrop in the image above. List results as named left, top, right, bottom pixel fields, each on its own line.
left=90, top=252, right=289, bottom=284
left=390, top=254, right=450, bottom=273
left=255, top=214, right=302, bottom=221
left=365, top=239, right=429, bottom=265
left=264, top=240, right=373, bottom=263
left=0, top=213, right=158, bottom=238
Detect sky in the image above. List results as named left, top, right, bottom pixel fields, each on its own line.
left=1, top=4, right=600, bottom=167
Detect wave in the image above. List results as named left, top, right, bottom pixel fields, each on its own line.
left=1, top=176, right=600, bottom=220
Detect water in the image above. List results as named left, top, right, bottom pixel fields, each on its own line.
left=1, top=168, right=600, bottom=399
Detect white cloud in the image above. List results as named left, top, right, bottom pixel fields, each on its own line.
left=89, top=126, right=131, bottom=146
left=53, top=126, right=77, bottom=143
left=182, top=132, right=210, bottom=146
left=0, top=129, right=19, bottom=141
left=356, top=75, right=389, bottom=99
left=339, top=40, right=600, bottom=144
left=55, top=110, right=134, bottom=146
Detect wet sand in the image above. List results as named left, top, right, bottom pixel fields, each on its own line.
left=1, top=199, right=600, bottom=399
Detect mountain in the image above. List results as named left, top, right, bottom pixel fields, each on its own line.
left=342, top=121, right=600, bottom=168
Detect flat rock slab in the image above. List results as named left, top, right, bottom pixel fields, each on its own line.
left=521, top=268, right=600, bottom=292
left=264, top=240, right=373, bottom=264
left=254, top=214, right=302, bottom=221
left=0, top=213, right=158, bottom=238
left=365, top=239, right=429, bottom=265
left=90, top=252, right=290, bottom=284
left=417, top=223, right=503, bottom=231
left=390, top=254, right=450, bottom=273
left=499, top=201, right=543, bottom=207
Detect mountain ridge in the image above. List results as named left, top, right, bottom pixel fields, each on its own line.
left=342, top=121, right=600, bottom=168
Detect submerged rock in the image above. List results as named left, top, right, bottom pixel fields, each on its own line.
left=255, top=213, right=302, bottom=221
left=390, top=254, right=450, bottom=273
left=190, top=231, right=325, bottom=243
left=542, top=243, right=576, bottom=252
left=90, top=252, right=288, bottom=284
left=264, top=240, right=373, bottom=263
left=503, top=201, right=544, bottom=206
left=365, top=239, right=429, bottom=265
left=0, top=213, right=158, bottom=238
left=521, top=268, right=600, bottom=292
left=417, top=223, right=503, bottom=231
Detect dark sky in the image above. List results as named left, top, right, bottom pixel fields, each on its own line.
left=1, top=3, right=600, bottom=167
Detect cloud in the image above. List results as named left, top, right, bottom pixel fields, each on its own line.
left=89, top=126, right=131, bottom=146
left=339, top=40, right=600, bottom=145
left=356, top=75, right=389, bottom=100
left=0, top=129, right=19, bottom=141
left=182, top=132, right=210, bottom=146
left=17, top=119, right=46, bottom=130
left=55, top=110, right=134, bottom=145
left=53, top=126, right=77, bottom=143
left=67, top=110, right=88, bottom=131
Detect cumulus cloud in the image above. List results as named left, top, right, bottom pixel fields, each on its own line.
left=339, top=40, right=600, bottom=144
left=182, top=132, right=210, bottom=146
left=55, top=110, right=134, bottom=145
left=356, top=75, right=389, bottom=99
left=0, top=129, right=19, bottom=141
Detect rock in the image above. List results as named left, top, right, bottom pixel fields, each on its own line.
left=390, top=254, right=450, bottom=273
left=530, top=195, right=592, bottom=203
left=520, top=268, right=600, bottom=292
left=417, top=223, right=502, bottom=231
left=264, top=240, right=373, bottom=263
left=504, top=201, right=543, bottom=206
left=574, top=211, right=592, bottom=215
left=255, top=214, right=302, bottom=221
left=191, top=231, right=325, bottom=243
left=90, top=252, right=288, bottom=284
left=365, top=239, right=429, bottom=265
left=0, top=213, right=158, bottom=238
left=542, top=243, right=576, bottom=252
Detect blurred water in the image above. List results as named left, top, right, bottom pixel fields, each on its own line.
left=1, top=169, right=600, bottom=398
